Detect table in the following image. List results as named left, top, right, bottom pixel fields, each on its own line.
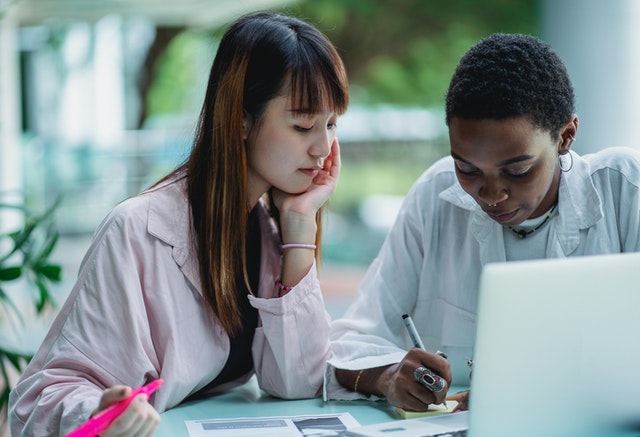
left=157, top=377, right=467, bottom=436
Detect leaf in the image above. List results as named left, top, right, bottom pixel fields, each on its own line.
left=36, top=231, right=60, bottom=264
left=0, top=266, right=22, bottom=281
left=35, top=277, right=53, bottom=313
left=38, top=264, right=62, bottom=282
left=0, top=289, right=23, bottom=323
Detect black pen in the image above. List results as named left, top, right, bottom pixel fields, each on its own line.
left=402, top=314, right=448, bottom=407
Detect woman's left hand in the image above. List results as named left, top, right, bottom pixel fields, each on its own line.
left=447, top=389, right=470, bottom=411
left=273, top=138, right=341, bottom=292
left=272, top=138, right=341, bottom=220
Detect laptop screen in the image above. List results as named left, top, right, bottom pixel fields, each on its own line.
left=468, top=252, right=640, bottom=437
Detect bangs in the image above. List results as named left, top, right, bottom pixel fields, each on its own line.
left=287, top=43, right=349, bottom=116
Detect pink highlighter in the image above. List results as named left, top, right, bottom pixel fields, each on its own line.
left=65, top=379, right=164, bottom=437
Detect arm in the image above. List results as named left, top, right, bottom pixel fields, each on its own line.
left=9, top=210, right=160, bottom=436
left=325, top=173, right=446, bottom=402
left=335, top=348, right=451, bottom=410
left=250, top=265, right=331, bottom=399
left=249, top=141, right=340, bottom=399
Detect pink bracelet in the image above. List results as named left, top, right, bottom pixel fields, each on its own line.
left=281, top=243, right=317, bottom=250
left=277, top=280, right=293, bottom=294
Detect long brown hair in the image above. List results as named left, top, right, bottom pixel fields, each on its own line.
left=165, top=12, right=348, bottom=335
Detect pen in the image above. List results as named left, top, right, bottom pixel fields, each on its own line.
left=65, top=379, right=164, bottom=437
left=402, top=314, right=448, bottom=407
left=402, top=313, right=425, bottom=349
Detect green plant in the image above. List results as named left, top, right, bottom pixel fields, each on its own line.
left=0, top=198, right=62, bottom=410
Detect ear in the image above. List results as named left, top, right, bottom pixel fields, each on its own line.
left=558, top=114, right=579, bottom=155
left=242, top=111, right=252, bottom=140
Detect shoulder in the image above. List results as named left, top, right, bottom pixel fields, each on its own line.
left=410, top=155, right=457, bottom=192
left=582, top=147, right=640, bottom=185
left=95, top=176, right=189, bottom=245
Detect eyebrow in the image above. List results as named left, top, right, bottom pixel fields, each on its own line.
left=451, top=152, right=536, bottom=167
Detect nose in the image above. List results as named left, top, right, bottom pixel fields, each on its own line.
left=309, top=129, right=332, bottom=161
left=478, top=176, right=508, bottom=206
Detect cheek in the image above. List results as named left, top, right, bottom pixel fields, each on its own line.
left=455, top=174, right=480, bottom=198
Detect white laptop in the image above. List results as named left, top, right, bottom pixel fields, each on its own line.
left=468, top=251, right=640, bottom=437
left=345, top=252, right=640, bottom=437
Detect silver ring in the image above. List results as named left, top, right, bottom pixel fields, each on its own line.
left=414, top=366, right=446, bottom=393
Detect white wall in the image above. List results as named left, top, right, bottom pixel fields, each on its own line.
left=542, top=0, right=640, bottom=154
left=0, top=8, right=23, bottom=231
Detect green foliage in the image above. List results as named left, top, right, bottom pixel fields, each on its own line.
left=284, top=0, right=539, bottom=106
left=146, top=31, right=213, bottom=120
left=0, top=198, right=62, bottom=412
left=144, top=0, right=539, bottom=119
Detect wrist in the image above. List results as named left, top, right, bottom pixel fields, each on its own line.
left=279, top=210, right=317, bottom=245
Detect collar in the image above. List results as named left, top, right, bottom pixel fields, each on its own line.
left=145, top=177, right=281, bottom=297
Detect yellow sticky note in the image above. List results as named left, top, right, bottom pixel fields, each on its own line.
left=395, top=400, right=458, bottom=419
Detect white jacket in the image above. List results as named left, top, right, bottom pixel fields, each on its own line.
left=10, top=177, right=332, bottom=436
left=325, top=148, right=640, bottom=400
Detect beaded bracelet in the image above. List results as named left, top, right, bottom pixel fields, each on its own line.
left=277, top=280, right=293, bottom=294
left=281, top=243, right=317, bottom=250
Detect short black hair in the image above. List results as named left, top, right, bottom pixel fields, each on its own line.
left=445, top=33, right=574, bottom=134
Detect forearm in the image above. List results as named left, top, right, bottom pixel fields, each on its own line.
left=335, top=366, right=392, bottom=398
left=279, top=210, right=317, bottom=290
left=251, top=269, right=331, bottom=398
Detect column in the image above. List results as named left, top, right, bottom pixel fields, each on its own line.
left=0, top=7, right=23, bottom=231
left=542, top=0, right=640, bottom=154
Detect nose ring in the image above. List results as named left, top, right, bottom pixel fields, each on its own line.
left=488, top=203, right=497, bottom=207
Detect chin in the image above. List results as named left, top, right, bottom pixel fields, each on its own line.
left=279, top=181, right=311, bottom=195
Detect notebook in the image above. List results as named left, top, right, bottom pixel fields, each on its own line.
left=345, top=252, right=640, bottom=437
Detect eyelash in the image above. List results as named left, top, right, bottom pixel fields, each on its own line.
left=455, top=165, right=533, bottom=178
left=505, top=169, right=531, bottom=178
left=294, top=122, right=338, bottom=133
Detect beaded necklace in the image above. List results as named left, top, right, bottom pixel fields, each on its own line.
left=509, top=203, right=557, bottom=239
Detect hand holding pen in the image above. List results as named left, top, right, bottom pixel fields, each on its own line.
left=402, top=314, right=450, bottom=406
left=66, top=379, right=163, bottom=437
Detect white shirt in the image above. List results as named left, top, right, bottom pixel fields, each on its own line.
left=9, top=177, right=332, bottom=436
left=325, top=147, right=640, bottom=401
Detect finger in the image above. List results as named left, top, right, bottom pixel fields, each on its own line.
left=104, top=395, right=152, bottom=436
left=139, top=417, right=161, bottom=437
left=402, top=370, right=439, bottom=409
left=398, top=390, right=434, bottom=412
left=328, top=138, right=341, bottom=179
left=98, top=386, right=132, bottom=412
left=410, top=385, right=439, bottom=409
left=138, top=409, right=161, bottom=437
left=446, top=390, right=470, bottom=411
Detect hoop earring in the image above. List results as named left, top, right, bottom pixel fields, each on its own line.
left=559, top=152, right=573, bottom=172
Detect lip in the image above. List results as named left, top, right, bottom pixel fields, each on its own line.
left=486, top=209, right=519, bottom=224
left=299, top=168, right=320, bottom=178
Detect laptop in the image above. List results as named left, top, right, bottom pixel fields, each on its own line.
left=468, top=251, right=640, bottom=437
left=345, top=252, right=640, bottom=437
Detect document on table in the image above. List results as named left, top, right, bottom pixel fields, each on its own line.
left=185, top=412, right=361, bottom=437
left=342, top=411, right=468, bottom=437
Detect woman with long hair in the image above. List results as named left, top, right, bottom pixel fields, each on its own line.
left=9, top=11, right=348, bottom=436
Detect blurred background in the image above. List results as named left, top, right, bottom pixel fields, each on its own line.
left=1, top=0, right=639, bottom=431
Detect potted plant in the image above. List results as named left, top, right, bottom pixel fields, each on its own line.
left=0, top=198, right=62, bottom=413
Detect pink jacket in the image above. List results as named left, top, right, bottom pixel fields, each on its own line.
left=9, top=177, right=332, bottom=436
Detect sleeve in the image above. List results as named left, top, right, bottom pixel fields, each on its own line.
left=8, top=210, right=160, bottom=437
left=323, top=177, right=431, bottom=401
left=615, top=151, right=640, bottom=251
left=248, top=262, right=332, bottom=399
